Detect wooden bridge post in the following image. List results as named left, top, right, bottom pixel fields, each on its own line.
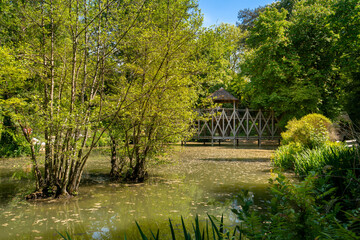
left=258, top=109, right=262, bottom=147
left=271, top=110, right=274, bottom=139
left=198, top=110, right=201, bottom=139
left=246, top=108, right=249, bottom=140
left=211, top=110, right=214, bottom=146
left=233, top=102, right=236, bottom=146
left=222, top=109, right=225, bottom=139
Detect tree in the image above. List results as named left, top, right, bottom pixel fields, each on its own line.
left=1, top=0, right=148, bottom=198
left=288, top=0, right=340, bottom=118
left=0, top=1, right=22, bottom=46
left=0, top=1, right=31, bottom=157
left=191, top=24, right=244, bottom=105
left=237, top=7, right=266, bottom=31
left=240, top=7, right=305, bottom=123
left=236, top=0, right=297, bottom=31
left=108, top=0, right=202, bottom=182
left=331, top=0, right=360, bottom=125
left=0, top=46, right=30, bottom=157
left=239, top=0, right=341, bottom=124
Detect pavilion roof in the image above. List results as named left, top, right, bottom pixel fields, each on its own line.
left=208, top=87, right=239, bottom=103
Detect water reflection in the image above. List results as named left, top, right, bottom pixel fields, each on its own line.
left=0, top=144, right=276, bottom=239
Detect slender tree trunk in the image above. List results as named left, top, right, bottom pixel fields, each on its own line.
left=20, top=125, right=43, bottom=191
left=109, top=134, right=120, bottom=179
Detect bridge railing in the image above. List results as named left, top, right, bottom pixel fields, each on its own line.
left=193, top=108, right=281, bottom=145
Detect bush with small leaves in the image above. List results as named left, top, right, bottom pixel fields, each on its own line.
left=281, top=113, right=332, bottom=149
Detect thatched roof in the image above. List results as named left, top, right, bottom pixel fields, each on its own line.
left=208, top=87, right=239, bottom=103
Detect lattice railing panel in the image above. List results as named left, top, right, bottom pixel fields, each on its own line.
left=194, top=108, right=281, bottom=141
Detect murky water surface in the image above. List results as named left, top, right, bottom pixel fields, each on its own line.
left=0, top=144, right=276, bottom=239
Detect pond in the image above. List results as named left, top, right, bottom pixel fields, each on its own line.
left=0, top=143, right=277, bottom=239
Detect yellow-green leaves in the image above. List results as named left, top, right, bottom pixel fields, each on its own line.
left=0, top=47, right=28, bottom=97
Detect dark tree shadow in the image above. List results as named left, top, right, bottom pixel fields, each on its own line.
left=198, top=158, right=270, bottom=163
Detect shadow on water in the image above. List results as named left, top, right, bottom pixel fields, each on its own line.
left=198, top=157, right=270, bottom=162
left=0, top=179, right=33, bottom=206
left=181, top=143, right=278, bottom=150
left=204, top=183, right=271, bottom=205
left=80, top=172, right=111, bottom=185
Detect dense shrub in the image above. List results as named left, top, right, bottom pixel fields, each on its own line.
left=233, top=173, right=360, bottom=240
left=281, top=113, right=332, bottom=148
left=266, top=112, right=360, bottom=239
left=295, top=144, right=360, bottom=213
left=273, top=113, right=335, bottom=171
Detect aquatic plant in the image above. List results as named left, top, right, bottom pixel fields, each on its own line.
left=57, top=231, right=72, bottom=240
left=135, top=215, right=242, bottom=240
left=58, top=215, right=242, bottom=240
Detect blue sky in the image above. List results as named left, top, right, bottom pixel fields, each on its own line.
left=198, top=0, right=277, bottom=27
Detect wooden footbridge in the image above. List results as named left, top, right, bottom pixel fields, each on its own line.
left=188, top=88, right=281, bottom=146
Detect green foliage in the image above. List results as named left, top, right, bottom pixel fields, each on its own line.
left=239, top=0, right=343, bottom=122
left=233, top=174, right=322, bottom=239
left=281, top=113, right=332, bottom=148
left=273, top=113, right=351, bottom=175
left=0, top=130, right=30, bottom=157
left=106, top=0, right=203, bottom=182
left=0, top=46, right=31, bottom=157
left=57, top=231, right=72, bottom=240
left=293, top=143, right=356, bottom=177
left=0, top=47, right=28, bottom=95
left=272, top=142, right=304, bottom=170
left=331, top=0, right=360, bottom=125
left=193, top=24, right=244, bottom=104
left=233, top=173, right=360, bottom=239
left=237, top=6, right=266, bottom=31
left=1, top=0, right=206, bottom=195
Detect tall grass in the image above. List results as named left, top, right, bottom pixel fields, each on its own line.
left=294, top=144, right=358, bottom=177
left=272, top=142, right=303, bottom=170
